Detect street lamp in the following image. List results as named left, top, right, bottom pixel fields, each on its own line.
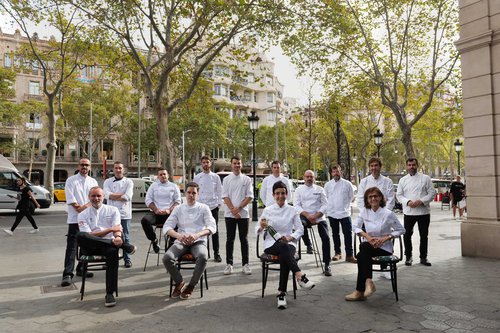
left=182, top=129, right=192, bottom=192
left=247, top=110, right=259, bottom=222
left=374, top=128, right=383, bottom=157
left=454, top=139, right=463, bottom=175
left=352, top=154, right=358, bottom=185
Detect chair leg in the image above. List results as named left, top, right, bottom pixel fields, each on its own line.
left=204, top=269, right=208, bottom=290
left=143, top=242, right=153, bottom=272
left=310, top=228, right=322, bottom=270
left=200, top=271, right=204, bottom=298
left=391, top=264, right=399, bottom=301
left=261, top=262, right=267, bottom=298
left=169, top=276, right=173, bottom=297
left=80, top=262, right=88, bottom=301
left=292, top=274, right=297, bottom=299
left=156, top=228, right=162, bottom=266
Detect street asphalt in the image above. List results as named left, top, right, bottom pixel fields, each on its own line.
left=0, top=201, right=499, bottom=333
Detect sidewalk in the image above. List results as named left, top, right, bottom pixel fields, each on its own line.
left=0, top=202, right=499, bottom=332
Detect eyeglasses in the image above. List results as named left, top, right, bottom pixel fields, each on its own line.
left=80, top=164, right=90, bottom=167
left=368, top=195, right=380, bottom=199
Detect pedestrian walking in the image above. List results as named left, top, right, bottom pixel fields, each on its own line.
left=3, top=177, right=40, bottom=235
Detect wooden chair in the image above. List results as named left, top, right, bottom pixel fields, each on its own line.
left=256, top=234, right=301, bottom=299
left=167, top=237, right=208, bottom=298
left=77, top=246, right=122, bottom=301
left=354, top=235, right=403, bottom=301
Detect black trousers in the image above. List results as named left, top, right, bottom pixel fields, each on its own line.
left=403, top=214, right=430, bottom=259
left=300, top=216, right=331, bottom=263
left=10, top=205, right=37, bottom=231
left=225, top=217, right=249, bottom=266
left=63, top=224, right=83, bottom=278
left=265, top=241, right=300, bottom=293
left=141, top=211, right=169, bottom=241
left=210, top=207, right=220, bottom=255
left=76, top=232, right=119, bottom=294
left=356, top=242, right=391, bottom=292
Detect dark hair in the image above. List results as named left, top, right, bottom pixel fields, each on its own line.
left=329, top=164, right=341, bottom=173
left=406, top=158, right=418, bottom=165
left=157, top=168, right=168, bottom=174
left=272, top=181, right=288, bottom=194
left=271, top=160, right=281, bottom=167
left=363, top=187, right=386, bottom=209
left=231, top=156, right=241, bottom=163
left=368, top=157, right=382, bottom=167
left=201, top=156, right=211, bottom=162
left=185, top=182, right=199, bottom=191
left=113, top=161, right=123, bottom=166
left=18, top=176, right=27, bottom=185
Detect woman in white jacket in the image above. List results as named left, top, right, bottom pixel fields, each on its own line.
left=346, top=187, right=405, bottom=301
left=256, top=181, right=315, bottom=309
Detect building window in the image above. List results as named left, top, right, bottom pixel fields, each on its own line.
left=243, top=91, right=251, bottom=101
left=266, top=76, right=273, bottom=85
left=4, top=53, right=12, bottom=68
left=56, top=140, right=65, bottom=157
left=102, top=140, right=113, bottom=160
left=28, top=81, right=41, bottom=95
left=214, top=84, right=228, bottom=97
left=267, top=111, right=275, bottom=122
left=254, top=93, right=258, bottom=102
left=214, top=65, right=229, bottom=77
left=247, top=73, right=255, bottom=83
left=267, top=92, right=274, bottom=103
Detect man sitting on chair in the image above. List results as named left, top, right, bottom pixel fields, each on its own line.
left=76, top=187, right=137, bottom=307
left=163, top=182, right=216, bottom=300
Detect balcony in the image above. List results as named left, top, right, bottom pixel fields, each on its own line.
left=24, top=94, right=44, bottom=101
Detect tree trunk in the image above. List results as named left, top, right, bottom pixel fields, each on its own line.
left=44, top=95, right=57, bottom=196
left=155, top=104, right=174, bottom=174
left=401, top=124, right=416, bottom=160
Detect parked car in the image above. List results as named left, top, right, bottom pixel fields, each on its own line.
left=53, top=182, right=66, bottom=202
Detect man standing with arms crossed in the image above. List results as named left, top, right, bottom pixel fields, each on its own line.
left=259, top=161, right=290, bottom=207
left=325, top=165, right=356, bottom=264
left=61, top=158, right=98, bottom=287
left=356, top=157, right=395, bottom=211
left=193, top=156, right=223, bottom=262
left=294, top=170, right=332, bottom=276
left=103, top=161, right=134, bottom=268
left=396, top=158, right=436, bottom=266
left=141, top=168, right=181, bottom=253
left=222, top=156, right=253, bottom=275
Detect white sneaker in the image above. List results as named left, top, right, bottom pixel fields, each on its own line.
left=223, top=264, right=233, bottom=275
left=3, top=229, right=13, bottom=236
left=277, top=293, right=287, bottom=309
left=298, top=274, right=315, bottom=290
left=29, top=229, right=39, bottom=234
left=242, top=264, right=252, bottom=275
left=380, top=272, right=391, bottom=279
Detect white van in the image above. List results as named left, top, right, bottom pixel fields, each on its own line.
left=129, top=178, right=153, bottom=209
left=0, top=155, right=51, bottom=211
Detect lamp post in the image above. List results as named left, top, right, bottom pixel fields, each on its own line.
left=247, top=110, right=259, bottom=222
left=454, top=139, right=463, bottom=175
left=374, top=128, right=383, bottom=157
left=182, top=129, right=192, bottom=192
left=352, top=154, right=358, bottom=185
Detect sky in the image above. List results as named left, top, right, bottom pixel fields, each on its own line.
left=0, top=16, right=323, bottom=106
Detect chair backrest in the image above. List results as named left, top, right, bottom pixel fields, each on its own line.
left=354, top=234, right=403, bottom=261
left=255, top=233, right=302, bottom=261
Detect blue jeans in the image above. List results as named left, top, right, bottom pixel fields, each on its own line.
left=121, top=219, right=132, bottom=261
left=328, top=216, right=354, bottom=257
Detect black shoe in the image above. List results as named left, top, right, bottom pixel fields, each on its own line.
left=76, top=271, right=94, bottom=278
left=124, top=260, right=132, bottom=268
left=61, top=275, right=72, bottom=287
left=306, top=246, right=313, bottom=254
left=324, top=264, right=332, bottom=277
left=105, top=293, right=116, bottom=307
left=420, top=258, right=432, bottom=266
left=122, top=243, right=137, bottom=255
left=152, top=239, right=160, bottom=253
left=214, top=254, right=222, bottom=262
left=405, top=256, right=413, bottom=266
